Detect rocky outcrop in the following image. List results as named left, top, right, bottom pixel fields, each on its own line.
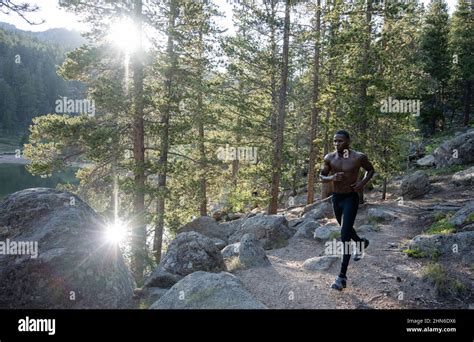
left=302, top=255, right=339, bottom=271
left=432, top=130, right=474, bottom=168
left=407, top=231, right=474, bottom=260
left=367, top=207, right=398, bottom=222
left=313, top=224, right=340, bottom=241
left=302, top=201, right=334, bottom=221
left=233, top=233, right=270, bottom=268
left=178, top=216, right=235, bottom=244
left=145, top=232, right=226, bottom=288
left=294, top=220, right=321, bottom=239
left=0, top=188, right=135, bottom=309
left=228, top=215, right=294, bottom=249
left=416, top=154, right=435, bottom=167
left=150, top=271, right=267, bottom=309
left=449, top=201, right=474, bottom=227
left=221, top=242, right=240, bottom=260
left=452, top=166, right=474, bottom=187
left=401, top=171, right=431, bottom=199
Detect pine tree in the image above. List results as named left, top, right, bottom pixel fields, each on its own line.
left=420, top=0, right=451, bottom=135
left=449, top=0, right=473, bottom=127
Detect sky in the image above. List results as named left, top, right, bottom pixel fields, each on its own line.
left=0, top=0, right=459, bottom=33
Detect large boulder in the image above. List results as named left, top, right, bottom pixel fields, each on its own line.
left=407, top=231, right=474, bottom=259
left=210, top=238, right=226, bottom=250
left=221, top=242, right=240, bottom=260
left=302, top=196, right=332, bottom=215
left=218, top=219, right=244, bottom=239
left=288, top=217, right=306, bottom=229
left=134, top=287, right=169, bottom=308
left=150, top=271, right=266, bottom=309
left=145, top=232, right=226, bottom=288
left=302, top=202, right=334, bottom=221
left=401, top=171, right=431, bottom=199
left=302, top=255, right=339, bottom=271
left=236, top=233, right=270, bottom=268
left=449, top=201, right=474, bottom=227
left=416, top=154, right=435, bottom=167
left=367, top=207, right=398, bottom=222
left=144, top=267, right=182, bottom=288
left=228, top=215, right=293, bottom=249
left=432, top=130, right=474, bottom=168
left=452, top=166, right=474, bottom=187
left=0, top=188, right=135, bottom=309
left=313, top=224, right=340, bottom=241
left=178, top=216, right=235, bottom=244
left=294, top=220, right=321, bottom=239
left=356, top=224, right=376, bottom=233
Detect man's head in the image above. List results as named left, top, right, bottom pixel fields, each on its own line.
left=333, top=130, right=350, bottom=153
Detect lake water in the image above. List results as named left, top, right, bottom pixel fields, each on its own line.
left=0, top=164, right=78, bottom=199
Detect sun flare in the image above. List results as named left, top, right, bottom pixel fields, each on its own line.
left=104, top=220, right=127, bottom=244
left=107, top=19, right=140, bottom=53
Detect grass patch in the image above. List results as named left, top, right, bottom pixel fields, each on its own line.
left=422, top=263, right=467, bottom=298
left=433, top=211, right=448, bottom=221
left=371, top=223, right=382, bottom=232
left=367, top=217, right=384, bottom=229
left=426, top=214, right=456, bottom=235
left=465, top=213, right=474, bottom=224
left=403, top=248, right=428, bottom=258
left=225, top=256, right=243, bottom=272
left=426, top=164, right=466, bottom=176
left=403, top=247, right=440, bottom=260
left=423, top=129, right=461, bottom=155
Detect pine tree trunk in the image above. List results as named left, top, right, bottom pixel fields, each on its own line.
left=153, top=0, right=177, bottom=264
left=358, top=0, right=372, bottom=143
left=268, top=0, right=291, bottom=214
left=269, top=0, right=278, bottom=142
left=198, top=28, right=207, bottom=217
left=198, top=105, right=207, bottom=216
left=382, top=178, right=387, bottom=200
left=321, top=181, right=333, bottom=199
left=131, top=0, right=146, bottom=285
left=464, top=80, right=471, bottom=126
left=307, top=0, right=321, bottom=205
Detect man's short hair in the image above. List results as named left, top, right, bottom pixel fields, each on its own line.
left=335, top=130, right=350, bottom=139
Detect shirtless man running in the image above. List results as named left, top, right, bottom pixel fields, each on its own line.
left=320, top=130, right=375, bottom=290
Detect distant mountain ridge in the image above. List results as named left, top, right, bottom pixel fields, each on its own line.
left=0, top=22, right=86, bottom=48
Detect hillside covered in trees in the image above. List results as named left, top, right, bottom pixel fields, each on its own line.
left=0, top=23, right=85, bottom=130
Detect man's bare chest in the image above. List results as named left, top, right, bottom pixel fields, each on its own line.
left=330, top=157, right=360, bottom=173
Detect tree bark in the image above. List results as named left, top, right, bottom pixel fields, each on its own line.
left=268, top=0, right=291, bottom=214
left=197, top=25, right=208, bottom=217
left=131, top=0, right=146, bottom=285
left=382, top=178, right=387, bottom=200
left=307, top=0, right=321, bottom=205
left=153, top=0, right=177, bottom=264
left=464, top=80, right=471, bottom=126
left=269, top=0, right=278, bottom=142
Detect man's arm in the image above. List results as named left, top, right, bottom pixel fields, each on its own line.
left=320, top=154, right=344, bottom=182
left=320, top=155, right=333, bottom=183
left=350, top=154, right=375, bottom=191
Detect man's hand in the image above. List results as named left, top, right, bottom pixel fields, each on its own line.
left=332, top=172, right=344, bottom=182
left=350, top=180, right=365, bottom=192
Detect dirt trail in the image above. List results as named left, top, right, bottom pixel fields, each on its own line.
left=233, top=177, right=473, bottom=309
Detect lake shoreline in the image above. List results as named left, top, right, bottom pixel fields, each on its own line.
left=0, top=155, right=30, bottom=165
left=0, top=155, right=91, bottom=168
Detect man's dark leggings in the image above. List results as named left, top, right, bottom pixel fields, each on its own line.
left=331, top=192, right=362, bottom=278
